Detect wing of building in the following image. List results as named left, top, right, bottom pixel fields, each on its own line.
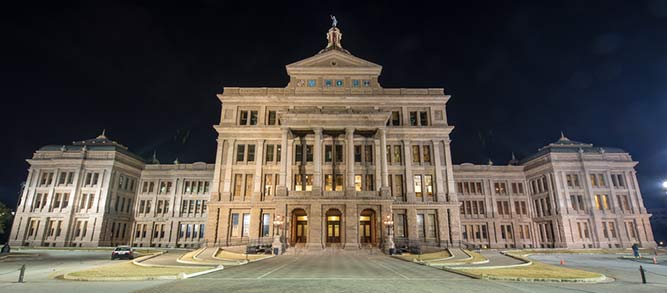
left=8, top=25, right=656, bottom=250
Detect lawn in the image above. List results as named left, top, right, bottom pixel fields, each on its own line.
left=395, top=250, right=452, bottom=262
left=460, top=260, right=602, bottom=280
left=67, top=261, right=209, bottom=279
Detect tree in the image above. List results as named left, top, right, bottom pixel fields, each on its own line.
left=0, top=202, right=11, bottom=237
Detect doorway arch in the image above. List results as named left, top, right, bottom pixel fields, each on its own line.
left=359, top=209, right=377, bottom=245
left=325, top=209, right=342, bottom=245
left=290, top=208, right=308, bottom=245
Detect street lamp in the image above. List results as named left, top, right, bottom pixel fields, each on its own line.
left=272, top=215, right=284, bottom=255
left=661, top=180, right=667, bottom=190
left=383, top=215, right=395, bottom=254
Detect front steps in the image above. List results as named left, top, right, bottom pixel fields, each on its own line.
left=284, top=243, right=382, bottom=256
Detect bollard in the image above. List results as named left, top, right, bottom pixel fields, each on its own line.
left=560, top=259, right=565, bottom=265
left=639, top=265, right=646, bottom=284
left=653, top=257, right=657, bottom=264
left=18, top=264, right=25, bottom=283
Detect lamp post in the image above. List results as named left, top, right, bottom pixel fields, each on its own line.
left=383, top=215, right=395, bottom=255
left=272, top=215, right=284, bottom=255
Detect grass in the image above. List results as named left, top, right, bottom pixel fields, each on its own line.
left=395, top=250, right=452, bottom=262
left=461, top=260, right=602, bottom=280
left=508, top=248, right=662, bottom=256
left=455, top=251, right=602, bottom=280
left=68, top=261, right=208, bottom=278
left=462, top=250, right=487, bottom=263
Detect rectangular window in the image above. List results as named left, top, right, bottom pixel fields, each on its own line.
left=233, top=174, right=243, bottom=198
left=393, top=145, right=402, bottom=164
left=295, top=145, right=303, bottom=163
left=417, top=214, right=425, bottom=239
left=393, top=175, right=404, bottom=199
left=325, top=175, right=333, bottom=191
left=276, top=145, right=281, bottom=162
left=409, top=112, right=418, bottom=126
left=352, top=79, right=359, bottom=87
left=264, top=174, right=274, bottom=197
left=244, top=175, right=253, bottom=198
left=335, top=145, right=343, bottom=162
left=308, top=79, right=316, bottom=87
left=247, top=145, right=256, bottom=162
left=419, top=111, right=428, bottom=126
left=427, top=214, right=436, bottom=238
left=422, top=145, right=431, bottom=163
left=412, top=145, right=420, bottom=163
left=391, top=111, right=400, bottom=126
left=267, top=111, right=277, bottom=125
left=354, top=145, right=362, bottom=163
left=231, top=214, right=240, bottom=237
left=239, top=111, right=248, bottom=125
left=325, top=79, right=332, bottom=87
left=335, top=174, right=344, bottom=191
left=354, top=175, right=362, bottom=191
left=262, top=213, right=271, bottom=237
left=236, top=145, right=245, bottom=162
left=306, top=145, right=313, bottom=162
left=325, top=145, right=333, bottom=162
left=395, top=214, right=406, bottom=237
left=365, top=174, right=374, bottom=191
left=364, top=145, right=373, bottom=163
left=414, top=175, right=423, bottom=198
left=242, top=213, right=251, bottom=237
left=424, top=175, right=433, bottom=198
left=249, top=111, right=258, bottom=125
left=266, top=145, right=275, bottom=162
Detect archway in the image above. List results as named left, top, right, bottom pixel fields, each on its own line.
left=359, top=209, right=376, bottom=245
left=325, top=209, right=342, bottom=245
left=290, top=208, right=308, bottom=245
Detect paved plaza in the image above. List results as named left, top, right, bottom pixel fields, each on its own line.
left=2, top=249, right=666, bottom=292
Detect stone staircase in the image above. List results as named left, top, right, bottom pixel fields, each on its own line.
left=284, top=243, right=383, bottom=256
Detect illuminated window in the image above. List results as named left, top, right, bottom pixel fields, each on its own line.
left=335, top=80, right=343, bottom=87
left=355, top=175, right=362, bottom=191
left=352, top=79, right=360, bottom=87
left=325, top=80, right=332, bottom=87
left=414, top=175, right=423, bottom=197
left=308, top=80, right=316, bottom=87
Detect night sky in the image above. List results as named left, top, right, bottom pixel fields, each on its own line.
left=1, top=1, right=666, bottom=211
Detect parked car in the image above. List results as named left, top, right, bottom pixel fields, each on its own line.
left=111, top=246, right=135, bottom=260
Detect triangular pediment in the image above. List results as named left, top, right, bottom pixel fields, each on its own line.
left=286, top=50, right=382, bottom=76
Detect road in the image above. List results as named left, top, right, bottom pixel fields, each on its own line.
left=0, top=249, right=169, bottom=293
left=138, top=253, right=667, bottom=293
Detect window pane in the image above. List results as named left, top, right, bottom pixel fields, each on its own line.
left=414, top=175, right=423, bottom=197
left=236, top=145, right=245, bottom=162
left=247, top=145, right=255, bottom=162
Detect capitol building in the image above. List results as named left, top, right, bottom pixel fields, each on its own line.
left=8, top=25, right=656, bottom=251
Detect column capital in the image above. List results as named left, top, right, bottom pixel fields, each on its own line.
left=313, top=127, right=323, bottom=135
left=345, top=127, right=355, bottom=135
left=256, top=138, right=265, bottom=144
left=280, top=127, right=290, bottom=134
left=402, top=139, right=411, bottom=146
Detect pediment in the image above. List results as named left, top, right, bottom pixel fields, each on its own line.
left=286, top=50, right=382, bottom=76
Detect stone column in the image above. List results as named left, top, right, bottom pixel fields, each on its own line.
left=210, top=140, right=225, bottom=202
left=443, top=139, right=457, bottom=202
left=437, top=208, right=449, bottom=246
left=345, top=127, right=355, bottom=196
left=307, top=203, right=323, bottom=249
left=277, top=128, right=289, bottom=196
left=221, top=139, right=236, bottom=201
left=249, top=207, right=262, bottom=241
left=432, top=140, right=446, bottom=202
left=379, top=128, right=390, bottom=196
left=252, top=139, right=265, bottom=202
left=344, top=203, right=359, bottom=249
left=313, top=128, right=323, bottom=196
left=403, top=140, right=416, bottom=203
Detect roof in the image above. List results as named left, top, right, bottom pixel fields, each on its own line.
left=520, top=134, right=627, bottom=164
left=37, top=131, right=147, bottom=163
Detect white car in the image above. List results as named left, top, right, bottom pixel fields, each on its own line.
left=111, top=246, right=135, bottom=260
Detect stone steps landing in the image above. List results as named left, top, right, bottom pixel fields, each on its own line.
left=285, top=244, right=382, bottom=256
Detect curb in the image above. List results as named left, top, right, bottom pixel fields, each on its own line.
left=479, top=274, right=608, bottom=283
left=179, top=265, right=225, bottom=279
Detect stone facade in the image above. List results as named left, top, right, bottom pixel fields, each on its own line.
left=8, top=25, right=655, bottom=249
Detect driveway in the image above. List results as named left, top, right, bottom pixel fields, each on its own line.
left=0, top=249, right=169, bottom=293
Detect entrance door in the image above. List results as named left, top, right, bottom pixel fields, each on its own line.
left=291, top=209, right=308, bottom=245
left=359, top=209, right=375, bottom=244
left=295, top=218, right=308, bottom=243
left=326, top=209, right=342, bottom=245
